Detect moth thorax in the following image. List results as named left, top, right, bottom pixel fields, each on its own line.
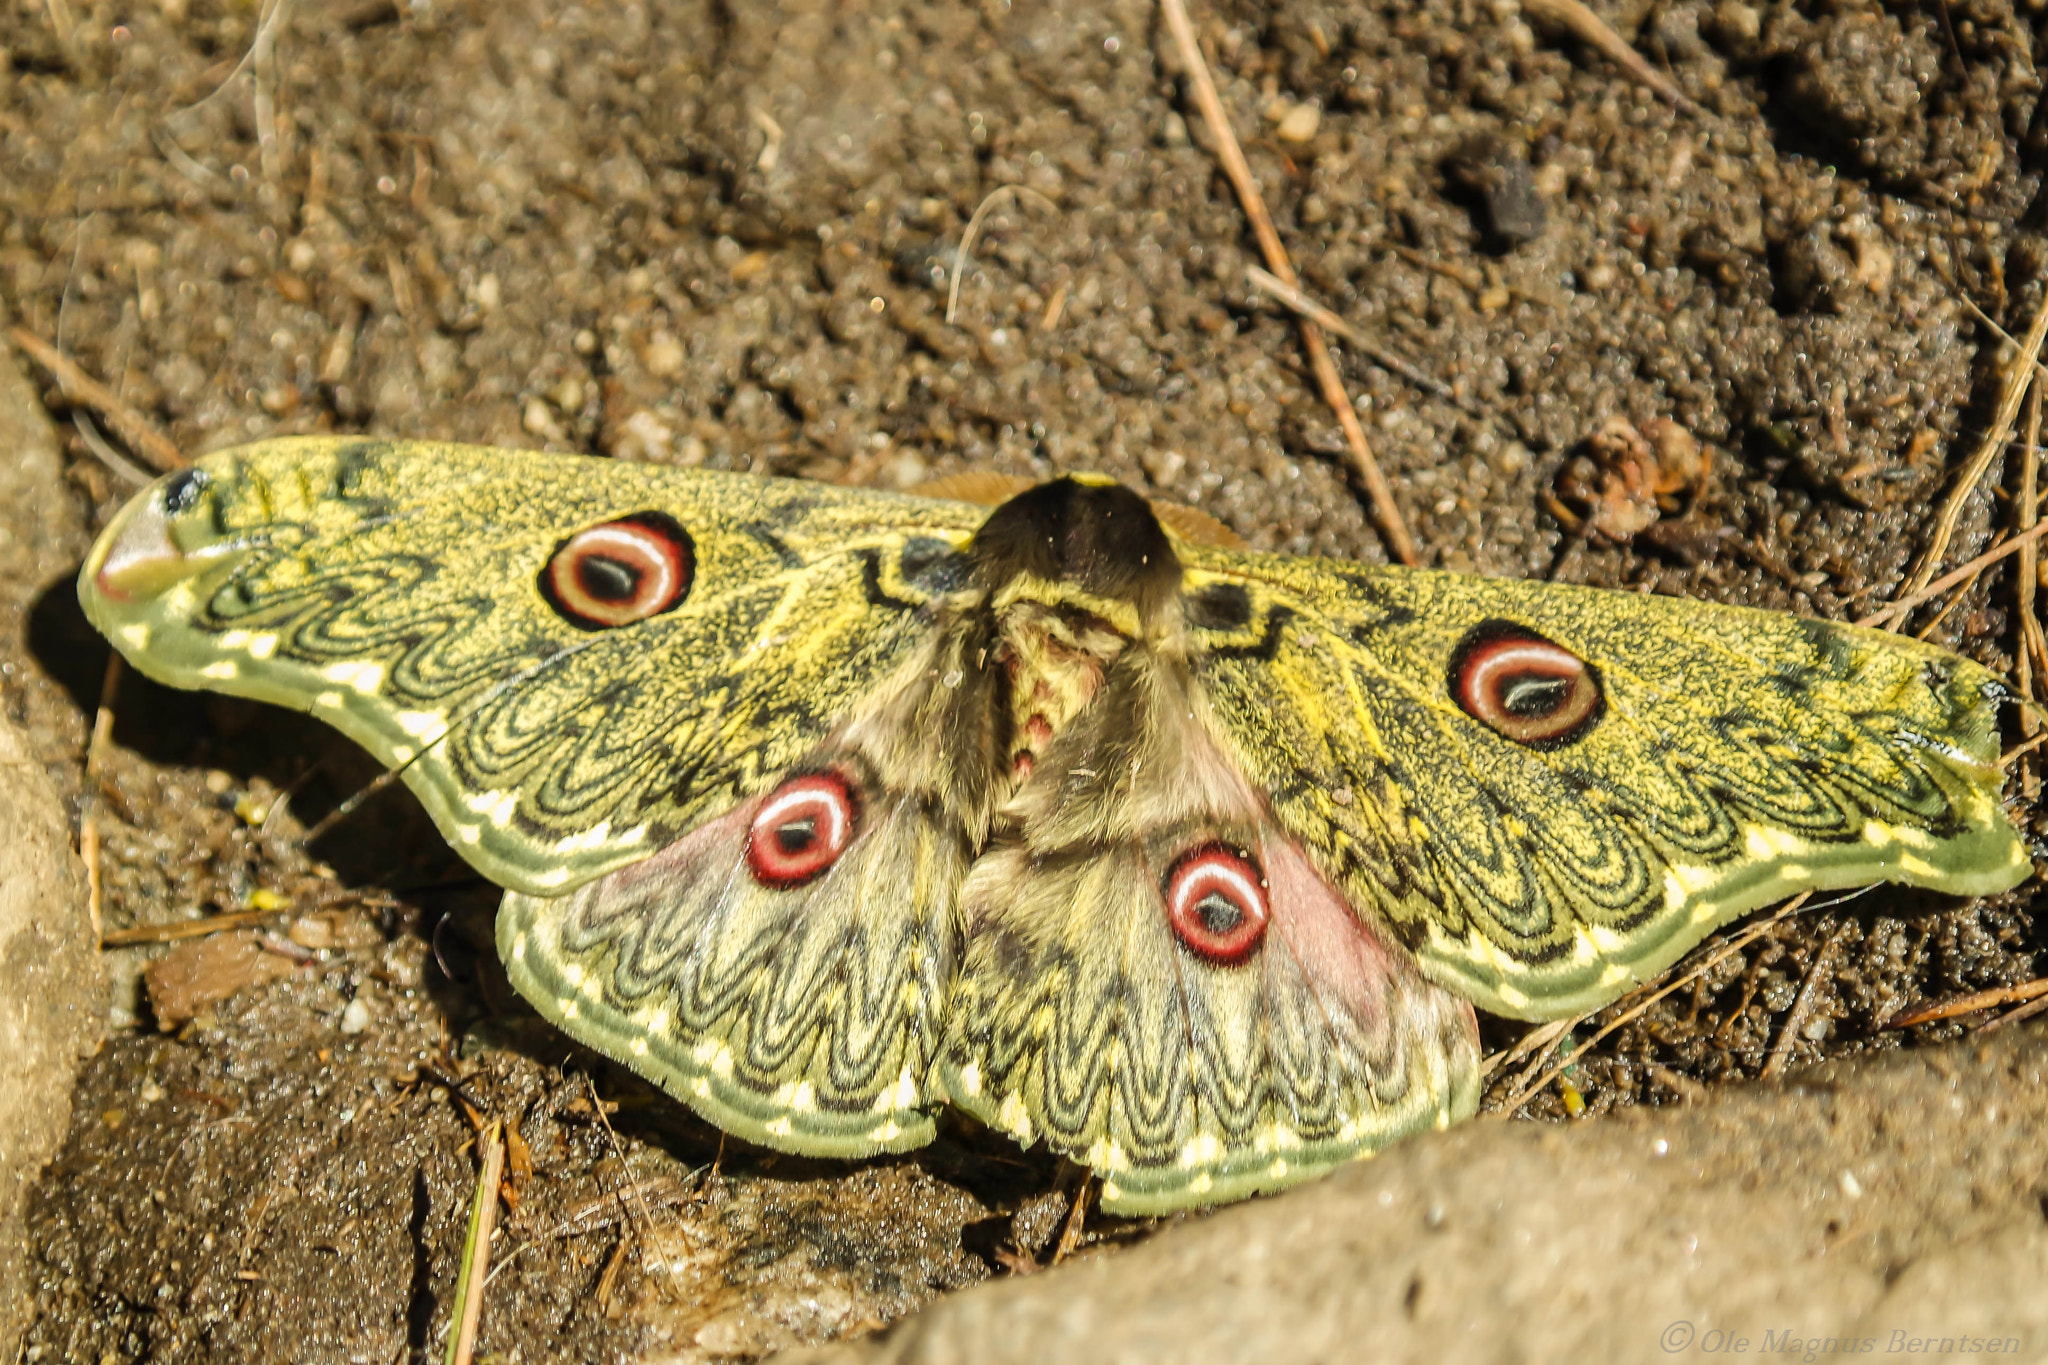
left=996, top=601, right=1129, bottom=784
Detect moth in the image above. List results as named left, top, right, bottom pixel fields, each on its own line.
left=81, top=437, right=2030, bottom=1213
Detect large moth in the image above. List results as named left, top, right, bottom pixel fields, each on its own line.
left=81, top=437, right=2029, bottom=1212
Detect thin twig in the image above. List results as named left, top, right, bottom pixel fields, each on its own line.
left=1978, top=989, right=2048, bottom=1033
left=1243, top=265, right=1461, bottom=403
left=100, top=905, right=295, bottom=947
left=167, top=0, right=294, bottom=126
left=1051, top=1176, right=1093, bottom=1265
left=2021, top=378, right=2044, bottom=795
left=87, top=653, right=121, bottom=779
left=81, top=819, right=104, bottom=944
left=82, top=653, right=123, bottom=945
left=1910, top=572, right=1976, bottom=641
left=301, top=765, right=406, bottom=845
left=1647, top=1064, right=1709, bottom=1103
left=152, top=126, right=228, bottom=189
left=1899, top=299, right=2048, bottom=599
left=2000, top=729, right=2048, bottom=768
left=42, top=0, right=75, bottom=44
left=947, top=185, right=1060, bottom=326
left=1520, top=0, right=1698, bottom=110
left=2020, top=382, right=2041, bottom=673
left=587, top=1076, right=687, bottom=1303
left=1496, top=1017, right=1584, bottom=1107
left=1039, top=280, right=1069, bottom=331
left=1759, top=921, right=1847, bottom=1079
left=1952, top=296, right=2048, bottom=394
left=1387, top=242, right=1484, bottom=291
left=2022, top=608, right=2048, bottom=700
left=1500, top=893, right=1811, bottom=1114
left=511, top=1176, right=698, bottom=1251
left=74, top=412, right=155, bottom=486
left=1158, top=0, right=1418, bottom=566
left=7, top=326, right=186, bottom=471
left=594, top=1236, right=629, bottom=1313
left=1481, top=1017, right=1573, bottom=1082
left=1883, top=977, right=2048, bottom=1029
left=1930, top=0, right=1966, bottom=70
left=249, top=0, right=292, bottom=183
left=1855, top=519, right=2048, bottom=628
left=446, top=1119, right=504, bottom=1365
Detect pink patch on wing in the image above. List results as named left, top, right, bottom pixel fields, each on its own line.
left=1255, top=836, right=1409, bottom=1027
left=568, top=769, right=863, bottom=906
left=92, top=503, right=183, bottom=603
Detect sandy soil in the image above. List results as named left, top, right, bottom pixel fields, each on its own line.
left=1, top=0, right=2043, bottom=1359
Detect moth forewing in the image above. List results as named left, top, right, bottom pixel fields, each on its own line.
left=1173, top=545, right=2030, bottom=1022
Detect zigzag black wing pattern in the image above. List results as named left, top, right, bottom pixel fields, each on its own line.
left=1176, top=550, right=2029, bottom=1019
left=937, top=648, right=1481, bottom=1214
left=82, top=436, right=986, bottom=896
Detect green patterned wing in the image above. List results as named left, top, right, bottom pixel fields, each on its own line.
left=937, top=648, right=1482, bottom=1215
left=80, top=436, right=986, bottom=897
left=1176, top=548, right=2031, bottom=1019
left=498, top=615, right=1006, bottom=1153
left=83, top=437, right=1016, bottom=1152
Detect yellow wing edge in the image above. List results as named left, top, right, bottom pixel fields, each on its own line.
left=1422, top=802, right=2030, bottom=1020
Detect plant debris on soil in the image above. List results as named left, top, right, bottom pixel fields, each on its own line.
left=3, top=0, right=2045, bottom=1360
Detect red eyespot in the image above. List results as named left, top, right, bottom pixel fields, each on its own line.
left=1448, top=621, right=1605, bottom=748
left=540, top=512, right=694, bottom=630
left=1163, top=844, right=1269, bottom=966
left=745, top=773, right=859, bottom=888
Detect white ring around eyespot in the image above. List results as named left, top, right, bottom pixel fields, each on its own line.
left=754, top=782, right=851, bottom=852
left=1165, top=846, right=1270, bottom=964
left=565, top=524, right=679, bottom=610
left=1168, top=859, right=1266, bottom=928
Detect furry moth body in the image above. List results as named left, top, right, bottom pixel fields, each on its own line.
left=82, top=438, right=2031, bottom=1212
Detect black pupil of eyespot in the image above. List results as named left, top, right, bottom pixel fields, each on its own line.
left=775, top=817, right=818, bottom=853
left=163, top=469, right=208, bottom=513
left=1195, top=892, right=1243, bottom=936
left=1501, top=673, right=1568, bottom=716
left=577, top=555, right=642, bottom=601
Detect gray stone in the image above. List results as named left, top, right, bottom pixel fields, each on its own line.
left=0, top=333, right=102, bottom=1362
left=0, top=714, right=99, bottom=1360
left=780, top=1032, right=2048, bottom=1364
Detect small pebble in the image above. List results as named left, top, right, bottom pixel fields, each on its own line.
left=1446, top=137, right=1548, bottom=248
left=289, top=916, right=336, bottom=951
left=1712, top=0, right=1760, bottom=45
left=642, top=334, right=686, bottom=378
left=1275, top=102, right=1321, bottom=143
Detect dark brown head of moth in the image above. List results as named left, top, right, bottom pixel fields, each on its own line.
left=1448, top=620, right=1604, bottom=748
left=970, top=477, right=1183, bottom=624
left=540, top=511, right=695, bottom=630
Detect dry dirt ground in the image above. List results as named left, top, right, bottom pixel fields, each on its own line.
left=1, top=0, right=2045, bottom=1360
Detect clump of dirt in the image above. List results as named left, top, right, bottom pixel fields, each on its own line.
left=3, top=0, right=2043, bottom=1359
